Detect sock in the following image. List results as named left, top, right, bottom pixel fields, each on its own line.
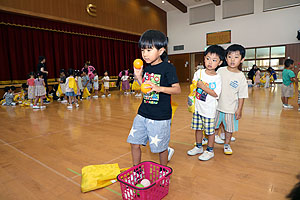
left=206, top=146, right=214, bottom=152
left=196, top=143, right=202, bottom=148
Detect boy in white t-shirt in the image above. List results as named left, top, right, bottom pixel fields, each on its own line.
left=101, top=71, right=111, bottom=98
left=214, top=44, right=248, bottom=155
left=187, top=45, right=224, bottom=161
left=92, top=70, right=99, bottom=98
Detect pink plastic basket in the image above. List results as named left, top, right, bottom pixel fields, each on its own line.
left=117, top=161, right=173, bottom=200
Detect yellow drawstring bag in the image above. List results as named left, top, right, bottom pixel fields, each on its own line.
left=82, top=87, right=91, bottom=99
left=187, top=80, right=197, bottom=113
left=171, top=101, right=178, bottom=123
left=56, top=84, right=63, bottom=97
left=81, top=163, right=129, bottom=193
left=132, top=80, right=141, bottom=91
left=100, top=84, right=105, bottom=93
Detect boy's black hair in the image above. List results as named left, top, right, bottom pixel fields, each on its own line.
left=93, top=70, right=97, bottom=75
left=68, top=68, right=75, bottom=76
left=138, top=30, right=168, bottom=50
left=104, top=70, right=109, bottom=74
left=22, top=83, right=28, bottom=89
left=287, top=174, right=300, bottom=200
left=29, top=71, right=35, bottom=77
left=83, top=68, right=88, bottom=74
left=284, top=59, right=294, bottom=68
left=4, top=86, right=10, bottom=92
left=226, top=44, right=246, bottom=59
left=60, top=69, right=65, bottom=74
left=38, top=56, right=45, bottom=62
left=204, top=45, right=225, bottom=61
left=10, top=86, right=16, bottom=91
left=122, top=71, right=126, bottom=76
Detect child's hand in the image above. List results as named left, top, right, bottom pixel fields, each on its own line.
left=197, top=80, right=205, bottom=89
left=235, top=109, right=242, bottom=120
left=144, top=80, right=161, bottom=93
left=134, top=66, right=143, bottom=79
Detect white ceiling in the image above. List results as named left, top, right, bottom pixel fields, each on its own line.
left=148, top=0, right=212, bottom=12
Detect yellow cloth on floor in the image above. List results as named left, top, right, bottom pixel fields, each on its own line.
left=81, top=163, right=129, bottom=193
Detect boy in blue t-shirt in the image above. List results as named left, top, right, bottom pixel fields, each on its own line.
left=127, top=30, right=181, bottom=166
left=281, top=59, right=296, bottom=109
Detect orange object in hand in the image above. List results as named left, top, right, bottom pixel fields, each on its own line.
left=141, top=83, right=152, bottom=94
left=133, top=59, right=143, bottom=69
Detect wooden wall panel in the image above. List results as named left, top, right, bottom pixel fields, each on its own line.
left=0, top=0, right=166, bottom=35
left=169, top=54, right=190, bottom=83
left=286, top=43, right=300, bottom=66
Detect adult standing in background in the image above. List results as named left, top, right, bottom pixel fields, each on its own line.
left=81, top=61, right=95, bottom=80
left=37, top=56, right=49, bottom=97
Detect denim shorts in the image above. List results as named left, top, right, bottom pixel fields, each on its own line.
left=65, top=91, right=76, bottom=97
left=127, top=114, right=171, bottom=153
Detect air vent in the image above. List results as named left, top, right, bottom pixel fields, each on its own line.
left=173, top=45, right=184, bottom=51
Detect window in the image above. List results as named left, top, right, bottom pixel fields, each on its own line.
left=256, top=47, right=270, bottom=59
left=271, top=46, right=285, bottom=58
left=245, top=49, right=255, bottom=59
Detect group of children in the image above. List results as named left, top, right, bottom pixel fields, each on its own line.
left=126, top=29, right=249, bottom=166
left=56, top=68, right=111, bottom=109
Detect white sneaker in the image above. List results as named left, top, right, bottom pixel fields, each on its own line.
left=202, top=138, right=208, bottom=146
left=67, top=105, right=73, bottom=109
left=40, top=106, right=46, bottom=109
left=131, top=91, right=135, bottom=94
left=57, top=99, right=61, bottom=102
left=93, top=95, right=98, bottom=98
left=33, top=105, right=39, bottom=109
left=61, top=100, right=68, bottom=104
left=75, top=103, right=79, bottom=108
left=215, top=135, right=224, bottom=144
left=107, top=94, right=111, bottom=97
left=30, top=104, right=33, bottom=107
left=224, top=144, right=233, bottom=155
left=187, top=146, right=203, bottom=156
left=101, top=95, right=106, bottom=98
left=168, top=147, right=174, bottom=161
left=283, top=104, right=293, bottom=109
left=220, top=133, right=236, bottom=142
left=298, top=107, right=300, bottom=111
left=135, top=93, right=139, bottom=97
left=198, top=150, right=214, bottom=161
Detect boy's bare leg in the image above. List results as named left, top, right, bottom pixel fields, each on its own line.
left=207, top=134, right=215, bottom=148
left=131, top=144, right=141, bottom=166
left=225, top=131, right=233, bottom=144
left=159, top=149, right=168, bottom=166
left=195, top=130, right=204, bottom=144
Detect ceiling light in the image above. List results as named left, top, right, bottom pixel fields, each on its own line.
left=162, top=1, right=165, bottom=3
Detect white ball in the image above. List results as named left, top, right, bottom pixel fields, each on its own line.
left=140, top=179, right=151, bottom=187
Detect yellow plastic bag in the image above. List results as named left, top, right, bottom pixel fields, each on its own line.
left=171, top=101, right=178, bottom=123
left=82, top=87, right=91, bottom=99
left=119, top=82, right=123, bottom=91
left=81, top=163, right=129, bottom=193
left=132, top=80, right=141, bottom=91
left=100, top=84, right=104, bottom=93
left=188, top=80, right=197, bottom=113
left=56, top=84, right=63, bottom=97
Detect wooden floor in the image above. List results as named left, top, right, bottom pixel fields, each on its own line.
left=1, top=83, right=300, bottom=200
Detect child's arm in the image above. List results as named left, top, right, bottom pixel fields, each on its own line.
left=144, top=81, right=181, bottom=95
left=197, top=81, right=218, bottom=97
left=235, top=98, right=245, bottom=120
left=134, top=67, right=143, bottom=85
left=43, top=81, right=45, bottom=87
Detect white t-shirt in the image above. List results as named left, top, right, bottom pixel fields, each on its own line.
left=217, top=67, right=248, bottom=114
left=193, top=69, right=222, bottom=118
left=93, top=75, right=99, bottom=87
left=102, top=76, right=110, bottom=88
left=121, top=75, right=129, bottom=81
